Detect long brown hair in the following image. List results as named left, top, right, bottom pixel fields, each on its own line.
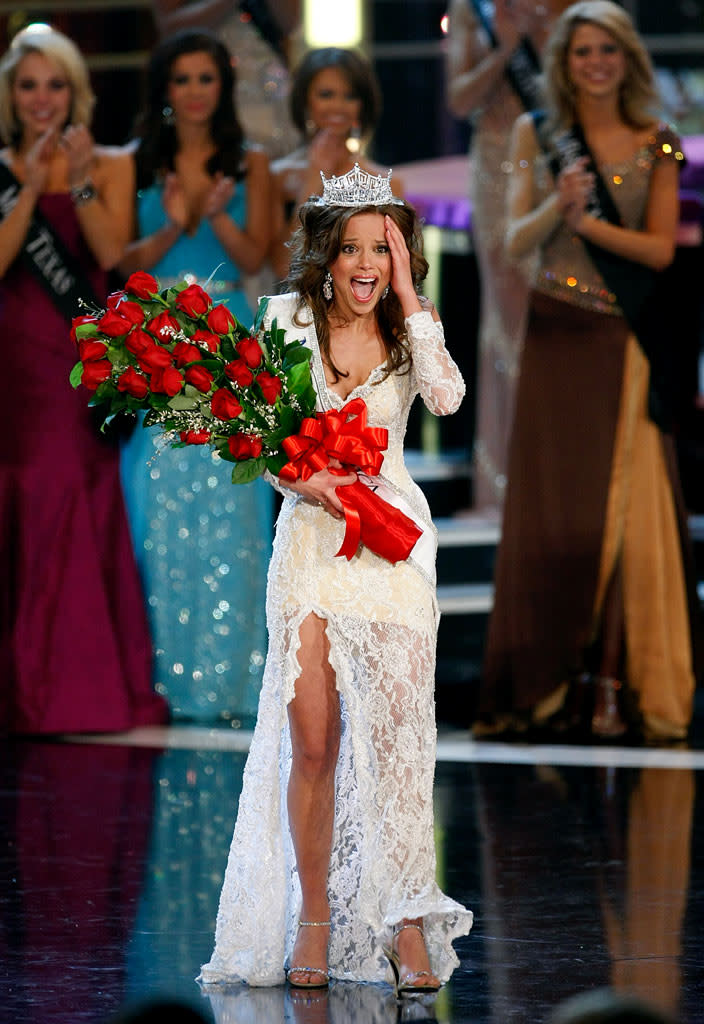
left=543, top=1, right=660, bottom=131
left=285, top=201, right=428, bottom=383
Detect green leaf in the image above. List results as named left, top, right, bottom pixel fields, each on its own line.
left=220, top=337, right=235, bottom=361
left=74, top=321, right=100, bottom=340
left=283, top=344, right=312, bottom=368
left=69, top=361, right=84, bottom=388
left=149, top=393, right=171, bottom=411
left=253, top=296, right=269, bottom=332
left=288, top=360, right=313, bottom=391
left=167, top=395, right=200, bottom=410
left=277, top=404, right=298, bottom=435
left=265, top=451, right=288, bottom=475
left=231, top=457, right=266, bottom=484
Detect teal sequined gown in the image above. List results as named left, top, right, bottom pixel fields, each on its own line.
left=120, top=183, right=272, bottom=724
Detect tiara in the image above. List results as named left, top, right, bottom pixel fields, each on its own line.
left=315, top=163, right=405, bottom=208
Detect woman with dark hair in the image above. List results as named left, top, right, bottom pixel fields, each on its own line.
left=476, top=1, right=696, bottom=743
left=119, top=29, right=273, bottom=724
left=200, top=168, right=471, bottom=992
left=269, top=47, right=403, bottom=281
left=0, top=24, right=167, bottom=733
left=152, top=0, right=301, bottom=160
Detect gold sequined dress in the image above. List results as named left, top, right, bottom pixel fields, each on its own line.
left=200, top=293, right=472, bottom=986
left=478, top=124, right=696, bottom=741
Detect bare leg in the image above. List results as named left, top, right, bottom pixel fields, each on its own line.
left=392, top=917, right=441, bottom=990
left=287, top=612, right=340, bottom=985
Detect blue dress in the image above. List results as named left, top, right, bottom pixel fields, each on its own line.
left=120, top=182, right=272, bottom=724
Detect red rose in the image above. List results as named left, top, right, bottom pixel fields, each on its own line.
left=147, top=310, right=180, bottom=341
left=70, top=314, right=99, bottom=344
left=125, top=327, right=153, bottom=357
left=117, top=366, right=149, bottom=399
left=125, top=271, right=159, bottom=300
left=191, top=328, right=220, bottom=352
left=78, top=339, right=108, bottom=363
left=137, top=343, right=174, bottom=373
left=228, top=433, right=263, bottom=460
left=116, top=300, right=146, bottom=326
left=81, top=360, right=112, bottom=390
left=172, top=341, right=202, bottom=367
left=185, top=365, right=214, bottom=393
left=206, top=304, right=235, bottom=335
left=98, top=309, right=132, bottom=337
left=180, top=429, right=211, bottom=445
left=175, top=283, right=212, bottom=317
left=211, top=388, right=243, bottom=421
left=149, top=365, right=183, bottom=396
left=257, top=370, right=282, bottom=405
left=107, top=289, right=127, bottom=309
left=224, top=359, right=254, bottom=387
left=236, top=336, right=263, bottom=369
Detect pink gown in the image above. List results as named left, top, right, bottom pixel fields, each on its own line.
left=0, top=194, right=168, bottom=734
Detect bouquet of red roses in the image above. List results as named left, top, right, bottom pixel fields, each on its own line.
left=70, top=271, right=317, bottom=483
left=71, top=272, right=424, bottom=565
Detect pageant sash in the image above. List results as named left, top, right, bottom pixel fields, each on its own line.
left=0, top=162, right=100, bottom=322
left=469, top=0, right=543, bottom=112
left=534, top=114, right=676, bottom=428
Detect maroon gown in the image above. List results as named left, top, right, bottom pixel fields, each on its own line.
left=0, top=194, right=168, bottom=734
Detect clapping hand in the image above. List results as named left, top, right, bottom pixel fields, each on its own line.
left=22, top=127, right=57, bottom=197
left=494, top=0, right=540, bottom=51
left=60, top=123, right=95, bottom=187
left=204, top=172, right=236, bottom=220
left=162, top=172, right=188, bottom=231
left=308, top=129, right=351, bottom=178
left=557, top=156, right=594, bottom=231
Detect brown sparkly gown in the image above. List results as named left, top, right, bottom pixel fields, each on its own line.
left=478, top=124, right=696, bottom=741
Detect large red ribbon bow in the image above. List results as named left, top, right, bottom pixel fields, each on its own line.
left=280, top=398, right=422, bottom=563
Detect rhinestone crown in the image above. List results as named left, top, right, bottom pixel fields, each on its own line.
left=316, top=163, right=404, bottom=208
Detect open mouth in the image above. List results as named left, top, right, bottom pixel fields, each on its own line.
left=350, top=277, right=377, bottom=302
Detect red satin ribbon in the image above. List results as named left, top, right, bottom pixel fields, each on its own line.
left=280, top=398, right=422, bottom=563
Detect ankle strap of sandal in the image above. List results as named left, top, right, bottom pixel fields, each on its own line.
left=299, top=919, right=331, bottom=927
left=393, top=922, right=424, bottom=938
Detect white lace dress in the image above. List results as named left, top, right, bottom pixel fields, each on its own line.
left=200, top=293, right=473, bottom=987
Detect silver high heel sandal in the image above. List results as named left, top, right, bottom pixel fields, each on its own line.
left=286, top=919, right=331, bottom=989
left=382, top=922, right=441, bottom=997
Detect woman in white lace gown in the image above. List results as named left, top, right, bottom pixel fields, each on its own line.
left=200, top=170, right=472, bottom=991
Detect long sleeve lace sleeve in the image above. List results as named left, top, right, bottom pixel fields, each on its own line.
left=407, top=311, right=465, bottom=415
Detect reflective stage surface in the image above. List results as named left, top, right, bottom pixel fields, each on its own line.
left=2, top=723, right=704, bottom=1024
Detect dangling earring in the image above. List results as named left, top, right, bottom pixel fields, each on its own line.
left=346, top=123, right=362, bottom=155
left=322, top=271, right=333, bottom=301
left=382, top=285, right=390, bottom=299
left=162, top=104, right=175, bottom=126
left=305, top=114, right=317, bottom=139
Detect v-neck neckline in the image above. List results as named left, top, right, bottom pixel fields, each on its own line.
left=302, top=303, right=387, bottom=408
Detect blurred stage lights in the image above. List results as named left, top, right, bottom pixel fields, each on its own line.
left=304, top=0, right=363, bottom=47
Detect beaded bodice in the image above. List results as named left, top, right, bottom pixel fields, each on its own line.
left=534, top=124, right=684, bottom=313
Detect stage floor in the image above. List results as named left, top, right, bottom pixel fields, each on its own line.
left=3, top=720, right=704, bottom=1024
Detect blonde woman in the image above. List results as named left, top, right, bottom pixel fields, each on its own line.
left=0, top=24, right=167, bottom=733
left=476, top=1, right=697, bottom=743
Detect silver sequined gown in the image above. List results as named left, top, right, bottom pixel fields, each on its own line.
left=463, top=5, right=537, bottom=509
left=217, top=6, right=299, bottom=160
left=200, top=294, right=472, bottom=986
